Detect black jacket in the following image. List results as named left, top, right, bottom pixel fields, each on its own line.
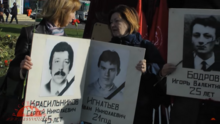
left=110, top=32, right=166, bottom=123
left=4, top=8, right=9, bottom=14
left=8, top=19, right=66, bottom=81
left=11, top=5, right=17, bottom=15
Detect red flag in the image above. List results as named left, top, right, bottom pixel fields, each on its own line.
left=136, top=0, right=148, bottom=39
left=149, top=0, right=168, bottom=62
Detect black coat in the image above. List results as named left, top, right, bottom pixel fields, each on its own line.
left=4, top=8, right=10, bottom=14
left=11, top=5, right=17, bottom=15
left=110, top=32, right=166, bottom=123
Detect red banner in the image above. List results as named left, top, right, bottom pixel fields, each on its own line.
left=136, top=0, right=148, bottom=39
left=149, top=0, right=168, bottom=62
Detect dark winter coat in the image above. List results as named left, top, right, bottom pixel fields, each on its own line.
left=110, top=32, right=166, bottom=123
left=11, top=5, right=17, bottom=15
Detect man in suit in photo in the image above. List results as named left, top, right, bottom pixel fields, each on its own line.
left=87, top=50, right=123, bottom=100
left=183, top=16, right=220, bottom=71
left=43, top=42, right=74, bottom=96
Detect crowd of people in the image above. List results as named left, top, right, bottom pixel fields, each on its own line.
left=2, top=0, right=219, bottom=124
left=0, top=2, right=18, bottom=23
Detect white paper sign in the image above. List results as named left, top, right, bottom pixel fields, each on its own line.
left=167, top=8, right=220, bottom=101
left=81, top=40, right=145, bottom=124
left=23, top=34, right=90, bottom=124
left=22, top=34, right=145, bottom=124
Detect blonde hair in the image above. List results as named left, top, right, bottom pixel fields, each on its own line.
left=109, top=5, right=139, bottom=34
left=38, top=0, right=81, bottom=27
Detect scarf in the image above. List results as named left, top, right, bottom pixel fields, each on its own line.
left=45, top=21, right=64, bottom=36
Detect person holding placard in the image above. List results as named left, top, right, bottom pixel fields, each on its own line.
left=7, top=0, right=81, bottom=96
left=108, top=5, right=176, bottom=123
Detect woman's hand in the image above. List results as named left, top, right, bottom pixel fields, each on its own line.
left=136, top=59, right=147, bottom=73
left=20, top=55, right=33, bottom=72
left=161, top=63, right=176, bottom=77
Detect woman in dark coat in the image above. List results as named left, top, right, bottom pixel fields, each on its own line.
left=108, top=5, right=176, bottom=123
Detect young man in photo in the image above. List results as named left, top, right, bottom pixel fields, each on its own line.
left=88, top=50, right=123, bottom=100
left=183, top=16, right=220, bottom=71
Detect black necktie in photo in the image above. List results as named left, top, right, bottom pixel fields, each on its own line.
left=201, top=61, right=207, bottom=71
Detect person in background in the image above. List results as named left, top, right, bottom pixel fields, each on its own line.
left=0, top=4, right=4, bottom=23
left=9, top=2, right=18, bottom=24
left=108, top=5, right=176, bottom=123
left=7, top=0, right=81, bottom=96
left=4, top=4, right=10, bottom=22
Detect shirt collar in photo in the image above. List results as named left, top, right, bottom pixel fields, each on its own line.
left=194, top=52, right=215, bottom=69
left=50, top=80, right=67, bottom=96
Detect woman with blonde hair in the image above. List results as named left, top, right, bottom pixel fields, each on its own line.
left=108, top=5, right=176, bottom=123
left=7, top=0, right=81, bottom=90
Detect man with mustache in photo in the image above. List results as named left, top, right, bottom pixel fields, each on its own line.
left=44, top=42, right=74, bottom=96
left=183, top=16, right=220, bottom=71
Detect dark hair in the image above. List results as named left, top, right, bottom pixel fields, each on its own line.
left=190, top=16, right=220, bottom=38
left=49, top=42, right=74, bottom=70
left=108, top=5, right=139, bottom=34
left=98, top=50, right=120, bottom=75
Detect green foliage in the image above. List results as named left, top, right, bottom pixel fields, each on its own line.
left=0, top=29, right=18, bottom=77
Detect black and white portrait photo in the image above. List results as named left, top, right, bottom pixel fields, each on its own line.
left=182, top=15, right=220, bottom=71
left=86, top=47, right=129, bottom=101
left=39, top=40, right=78, bottom=97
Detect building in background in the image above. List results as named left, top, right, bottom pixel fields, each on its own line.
left=8, top=0, right=23, bottom=14
left=76, top=0, right=90, bottom=21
